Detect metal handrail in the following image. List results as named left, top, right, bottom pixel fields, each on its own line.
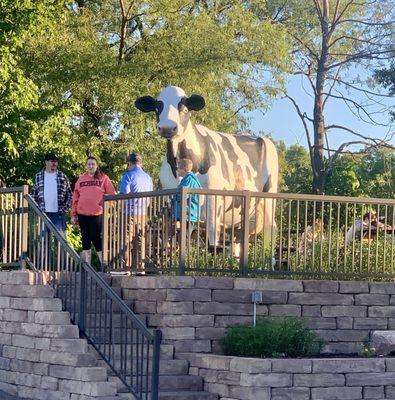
left=0, top=186, right=25, bottom=194
left=104, top=188, right=395, bottom=205
left=24, top=194, right=161, bottom=400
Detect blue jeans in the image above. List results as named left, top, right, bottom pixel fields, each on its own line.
left=46, top=212, right=66, bottom=236
left=40, top=212, right=66, bottom=269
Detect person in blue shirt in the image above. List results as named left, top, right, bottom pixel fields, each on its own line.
left=119, top=152, right=153, bottom=273
left=173, top=159, right=202, bottom=248
left=175, top=158, right=202, bottom=223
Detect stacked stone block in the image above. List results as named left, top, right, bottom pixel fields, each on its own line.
left=116, top=276, right=395, bottom=355
left=0, top=271, right=118, bottom=400
left=180, top=353, right=395, bottom=400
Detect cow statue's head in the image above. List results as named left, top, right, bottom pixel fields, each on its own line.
left=135, top=86, right=205, bottom=139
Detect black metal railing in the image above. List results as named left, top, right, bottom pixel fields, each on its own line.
left=25, top=194, right=161, bottom=400
left=103, top=188, right=395, bottom=279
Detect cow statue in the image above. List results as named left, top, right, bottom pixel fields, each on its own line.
left=135, top=86, right=278, bottom=248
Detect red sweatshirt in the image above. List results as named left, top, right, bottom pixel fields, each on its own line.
left=71, top=173, right=115, bottom=217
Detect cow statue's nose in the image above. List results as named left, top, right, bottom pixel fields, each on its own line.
left=158, top=125, right=178, bottom=139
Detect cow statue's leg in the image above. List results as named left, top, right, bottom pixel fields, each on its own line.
left=262, top=138, right=278, bottom=232
left=159, top=157, right=179, bottom=189
left=261, top=139, right=279, bottom=266
left=207, top=195, right=220, bottom=247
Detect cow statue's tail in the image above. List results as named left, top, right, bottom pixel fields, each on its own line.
left=250, top=138, right=278, bottom=242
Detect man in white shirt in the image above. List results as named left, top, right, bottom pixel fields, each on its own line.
left=33, top=152, right=72, bottom=267
left=33, top=152, right=72, bottom=236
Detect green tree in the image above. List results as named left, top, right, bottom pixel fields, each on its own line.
left=325, top=148, right=394, bottom=198
left=325, top=156, right=361, bottom=197
left=283, top=144, right=312, bottom=194
left=0, top=0, right=64, bottom=185
left=357, top=148, right=394, bottom=199
left=15, top=0, right=290, bottom=187
left=375, top=63, right=395, bottom=120
left=254, top=0, right=394, bottom=194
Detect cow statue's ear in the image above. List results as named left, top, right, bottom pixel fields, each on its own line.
left=135, top=96, right=157, bottom=113
left=185, top=94, right=205, bottom=111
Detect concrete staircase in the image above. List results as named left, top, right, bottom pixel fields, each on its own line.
left=0, top=271, right=217, bottom=399
left=91, top=342, right=217, bottom=400
left=0, top=271, right=121, bottom=400
left=88, top=275, right=218, bottom=400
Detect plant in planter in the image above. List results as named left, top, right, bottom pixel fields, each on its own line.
left=221, top=317, right=325, bottom=358
left=359, top=337, right=376, bottom=358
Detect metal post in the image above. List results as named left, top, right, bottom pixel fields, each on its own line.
left=20, top=185, right=29, bottom=269
left=151, top=329, right=162, bottom=400
left=79, top=263, right=87, bottom=332
left=178, top=187, right=187, bottom=275
left=102, top=199, right=109, bottom=273
left=240, top=191, right=250, bottom=277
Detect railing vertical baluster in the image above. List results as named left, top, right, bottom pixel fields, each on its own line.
left=130, top=326, right=134, bottom=389
left=139, top=332, right=144, bottom=398
left=279, top=199, right=284, bottom=270
left=178, top=187, right=187, bottom=275
left=383, top=205, right=388, bottom=272
left=240, top=191, right=250, bottom=277
left=336, top=203, right=341, bottom=268
left=328, top=202, right=333, bottom=271
left=78, top=263, right=86, bottom=332
left=391, top=205, right=394, bottom=274
left=205, top=194, right=209, bottom=269
left=20, top=186, right=29, bottom=268
left=251, top=196, right=257, bottom=269
left=287, top=200, right=292, bottom=269
left=102, top=200, right=109, bottom=272
left=222, top=195, right=226, bottom=267
left=375, top=204, right=380, bottom=274
left=151, top=330, right=161, bottom=400
left=311, top=201, right=316, bottom=268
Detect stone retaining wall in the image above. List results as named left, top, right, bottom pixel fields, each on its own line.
left=116, top=276, right=395, bottom=354
left=0, top=271, right=117, bottom=400
left=180, top=352, right=395, bottom=400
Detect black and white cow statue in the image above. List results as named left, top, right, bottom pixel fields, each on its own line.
left=135, top=86, right=278, bottom=247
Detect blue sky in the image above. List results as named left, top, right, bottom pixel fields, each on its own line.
left=247, top=74, right=395, bottom=151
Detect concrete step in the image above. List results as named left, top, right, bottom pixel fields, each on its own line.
left=117, top=392, right=218, bottom=400
left=107, top=358, right=188, bottom=385
left=115, top=374, right=202, bottom=393
left=158, top=374, right=202, bottom=392
left=158, top=392, right=218, bottom=400
left=117, top=391, right=218, bottom=400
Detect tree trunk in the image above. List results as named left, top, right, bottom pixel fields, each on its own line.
left=118, top=17, right=127, bottom=64
left=312, top=0, right=330, bottom=195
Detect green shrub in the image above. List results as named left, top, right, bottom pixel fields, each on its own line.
left=66, top=223, right=82, bottom=253
left=220, top=318, right=325, bottom=358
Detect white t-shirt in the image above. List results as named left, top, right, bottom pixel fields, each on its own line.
left=44, top=172, right=58, bottom=212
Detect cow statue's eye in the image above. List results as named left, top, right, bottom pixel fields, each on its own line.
left=156, top=101, right=164, bottom=114
left=178, top=102, right=188, bottom=113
